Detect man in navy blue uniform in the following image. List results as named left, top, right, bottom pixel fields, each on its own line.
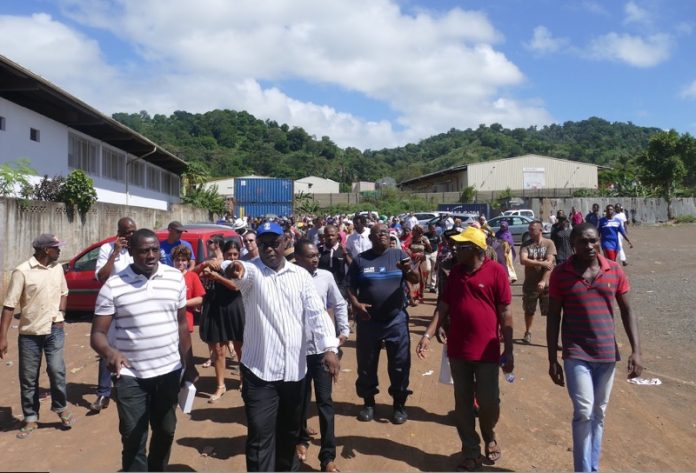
left=348, top=222, right=420, bottom=424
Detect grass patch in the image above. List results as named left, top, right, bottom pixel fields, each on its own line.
left=674, top=214, right=696, bottom=223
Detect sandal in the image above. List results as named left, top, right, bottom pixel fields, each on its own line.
left=208, top=385, right=226, bottom=403
left=322, top=461, right=340, bottom=472
left=485, top=440, right=502, bottom=463
left=58, top=410, right=76, bottom=429
left=296, top=443, right=308, bottom=461
left=16, top=422, right=38, bottom=439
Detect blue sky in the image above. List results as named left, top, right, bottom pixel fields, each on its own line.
left=1, top=0, right=695, bottom=150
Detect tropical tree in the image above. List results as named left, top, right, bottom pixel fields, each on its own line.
left=637, top=130, right=687, bottom=219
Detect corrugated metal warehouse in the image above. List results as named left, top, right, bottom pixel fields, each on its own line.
left=399, top=154, right=599, bottom=193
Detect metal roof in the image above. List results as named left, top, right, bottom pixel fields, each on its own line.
left=0, top=54, right=187, bottom=174
left=398, top=164, right=468, bottom=186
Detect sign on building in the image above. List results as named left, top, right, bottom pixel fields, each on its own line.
left=523, top=167, right=545, bottom=189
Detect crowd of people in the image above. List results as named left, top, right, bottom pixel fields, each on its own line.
left=0, top=202, right=642, bottom=473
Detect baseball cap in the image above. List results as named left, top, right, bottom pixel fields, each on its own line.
left=167, top=221, right=187, bottom=232
left=257, top=221, right=284, bottom=236
left=32, top=233, right=65, bottom=249
left=450, top=226, right=487, bottom=250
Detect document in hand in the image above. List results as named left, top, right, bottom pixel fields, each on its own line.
left=178, top=381, right=196, bottom=413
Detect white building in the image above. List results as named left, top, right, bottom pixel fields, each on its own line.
left=295, top=176, right=339, bottom=194
left=352, top=181, right=375, bottom=192
left=0, top=55, right=185, bottom=210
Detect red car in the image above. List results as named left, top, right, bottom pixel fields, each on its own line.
left=63, top=224, right=241, bottom=313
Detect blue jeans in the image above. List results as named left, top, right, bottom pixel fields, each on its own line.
left=18, top=323, right=68, bottom=423
left=96, top=356, right=112, bottom=397
left=564, top=358, right=616, bottom=472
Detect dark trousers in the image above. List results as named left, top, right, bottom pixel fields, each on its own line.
left=18, top=323, right=68, bottom=422
left=355, top=311, right=411, bottom=402
left=114, top=369, right=181, bottom=472
left=242, top=364, right=305, bottom=472
left=298, top=354, right=336, bottom=467
left=449, top=359, right=500, bottom=460
left=96, top=356, right=112, bottom=397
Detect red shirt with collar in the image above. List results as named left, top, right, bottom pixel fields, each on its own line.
left=443, top=259, right=511, bottom=363
left=549, top=255, right=630, bottom=362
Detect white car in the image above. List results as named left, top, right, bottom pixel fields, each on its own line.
left=502, top=209, right=535, bottom=219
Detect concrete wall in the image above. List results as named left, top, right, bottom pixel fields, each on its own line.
left=0, top=97, right=180, bottom=210
left=532, top=197, right=696, bottom=224
left=0, top=198, right=209, bottom=294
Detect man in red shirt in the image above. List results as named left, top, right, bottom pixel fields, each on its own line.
left=438, top=227, right=513, bottom=471
left=547, top=223, right=643, bottom=472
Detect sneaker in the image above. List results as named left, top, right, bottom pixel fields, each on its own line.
left=523, top=331, right=532, bottom=344
left=358, top=405, right=374, bottom=422
left=622, top=261, right=628, bottom=267
left=392, top=404, right=408, bottom=424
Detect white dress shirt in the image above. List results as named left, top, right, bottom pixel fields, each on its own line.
left=226, top=259, right=339, bottom=382
left=308, top=268, right=349, bottom=356
left=346, top=228, right=372, bottom=258
left=95, top=242, right=133, bottom=280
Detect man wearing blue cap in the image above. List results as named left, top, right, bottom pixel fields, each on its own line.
left=224, top=221, right=341, bottom=472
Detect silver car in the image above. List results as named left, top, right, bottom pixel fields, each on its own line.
left=487, top=215, right=551, bottom=244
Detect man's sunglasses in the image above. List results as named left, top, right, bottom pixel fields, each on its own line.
left=258, top=240, right=284, bottom=249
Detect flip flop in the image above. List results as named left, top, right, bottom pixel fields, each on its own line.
left=296, top=443, right=308, bottom=462
left=16, top=422, right=39, bottom=439
left=456, top=456, right=483, bottom=472
left=59, top=410, right=76, bottom=429
left=485, top=440, right=501, bottom=463
left=322, top=461, right=340, bottom=472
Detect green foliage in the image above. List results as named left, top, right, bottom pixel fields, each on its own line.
left=492, top=188, right=513, bottom=210
left=182, top=184, right=226, bottom=216
left=294, top=191, right=320, bottom=215
left=61, top=170, right=98, bottom=215
left=0, top=159, right=36, bottom=197
left=674, top=214, right=696, bottom=223
left=459, top=186, right=477, bottom=203
left=24, top=175, right=67, bottom=201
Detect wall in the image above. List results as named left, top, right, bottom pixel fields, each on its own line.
left=0, top=198, right=209, bottom=294
left=532, top=197, right=696, bottom=224
left=0, top=97, right=179, bottom=210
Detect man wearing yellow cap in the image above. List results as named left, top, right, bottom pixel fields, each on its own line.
left=437, top=227, right=513, bottom=471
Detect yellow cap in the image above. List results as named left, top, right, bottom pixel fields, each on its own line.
left=450, top=226, right=487, bottom=250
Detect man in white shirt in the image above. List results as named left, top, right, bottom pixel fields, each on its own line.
left=345, top=213, right=372, bottom=265
left=225, top=221, right=340, bottom=472
left=294, top=239, right=349, bottom=472
left=90, top=217, right=136, bottom=413
left=91, top=229, right=198, bottom=471
left=614, top=203, right=629, bottom=266
left=405, top=212, right=418, bottom=231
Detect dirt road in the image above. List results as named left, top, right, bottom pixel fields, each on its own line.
left=1, top=224, right=695, bottom=471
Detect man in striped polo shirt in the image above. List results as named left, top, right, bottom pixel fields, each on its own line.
left=91, top=228, right=198, bottom=472
left=547, top=222, right=643, bottom=472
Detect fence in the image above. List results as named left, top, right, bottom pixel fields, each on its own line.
left=0, top=198, right=209, bottom=294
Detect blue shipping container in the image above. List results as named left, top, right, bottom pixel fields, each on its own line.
left=437, top=203, right=491, bottom=218
left=234, top=178, right=294, bottom=203
left=236, top=202, right=293, bottom=219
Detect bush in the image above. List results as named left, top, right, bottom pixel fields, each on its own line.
left=674, top=214, right=696, bottom=223
left=61, top=170, right=98, bottom=215
left=0, top=159, right=36, bottom=197
left=25, top=175, right=66, bottom=201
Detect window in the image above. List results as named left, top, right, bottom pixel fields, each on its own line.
left=161, top=172, right=181, bottom=196
left=128, top=160, right=145, bottom=188
left=30, top=128, right=40, bottom=142
left=0, top=116, right=5, bottom=131
left=74, top=247, right=100, bottom=272
left=68, top=133, right=99, bottom=174
left=146, top=165, right=161, bottom=192
left=102, top=148, right=126, bottom=182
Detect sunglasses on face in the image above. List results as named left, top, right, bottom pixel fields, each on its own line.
left=258, top=239, right=284, bottom=249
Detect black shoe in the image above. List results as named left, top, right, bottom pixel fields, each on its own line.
left=622, top=261, right=628, bottom=267
left=358, top=405, right=374, bottom=422
left=392, top=404, right=408, bottom=424
left=89, top=395, right=110, bottom=412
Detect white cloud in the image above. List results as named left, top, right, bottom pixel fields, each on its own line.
left=623, top=1, right=651, bottom=26
left=525, top=26, right=568, bottom=54
left=587, top=32, right=673, bottom=67
left=2, top=2, right=554, bottom=149
left=680, top=80, right=696, bottom=100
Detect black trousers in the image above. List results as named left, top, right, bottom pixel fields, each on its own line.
left=242, top=364, right=305, bottom=472
left=298, top=354, right=336, bottom=467
left=114, top=369, right=180, bottom=472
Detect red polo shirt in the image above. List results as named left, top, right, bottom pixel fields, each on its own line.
left=443, top=259, right=511, bottom=363
left=549, top=255, right=630, bottom=362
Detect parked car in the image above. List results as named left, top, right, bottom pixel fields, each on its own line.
left=487, top=215, right=551, bottom=244
left=414, top=212, right=441, bottom=227
left=501, top=209, right=535, bottom=219
left=63, top=225, right=241, bottom=313
left=427, top=212, right=479, bottom=229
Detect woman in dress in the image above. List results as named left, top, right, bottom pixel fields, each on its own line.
left=172, top=245, right=206, bottom=334
left=197, top=239, right=246, bottom=402
left=405, top=225, right=432, bottom=305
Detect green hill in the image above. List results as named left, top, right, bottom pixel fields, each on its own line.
left=113, top=110, right=661, bottom=185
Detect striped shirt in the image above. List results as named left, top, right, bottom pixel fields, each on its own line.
left=308, top=268, right=349, bottom=355
left=549, top=255, right=630, bottom=362
left=228, top=259, right=339, bottom=382
left=94, top=263, right=186, bottom=379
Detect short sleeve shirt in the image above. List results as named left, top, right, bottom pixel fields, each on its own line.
left=521, top=238, right=556, bottom=290
left=549, top=256, right=630, bottom=362
left=348, top=248, right=408, bottom=321
left=443, top=259, right=511, bottom=362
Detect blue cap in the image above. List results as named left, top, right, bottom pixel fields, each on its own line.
left=257, top=221, right=284, bottom=236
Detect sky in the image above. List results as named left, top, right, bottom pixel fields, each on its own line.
left=1, top=0, right=695, bottom=150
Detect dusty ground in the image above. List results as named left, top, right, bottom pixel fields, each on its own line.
left=1, top=224, right=695, bottom=472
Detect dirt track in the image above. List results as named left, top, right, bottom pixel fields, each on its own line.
left=1, top=224, right=695, bottom=471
